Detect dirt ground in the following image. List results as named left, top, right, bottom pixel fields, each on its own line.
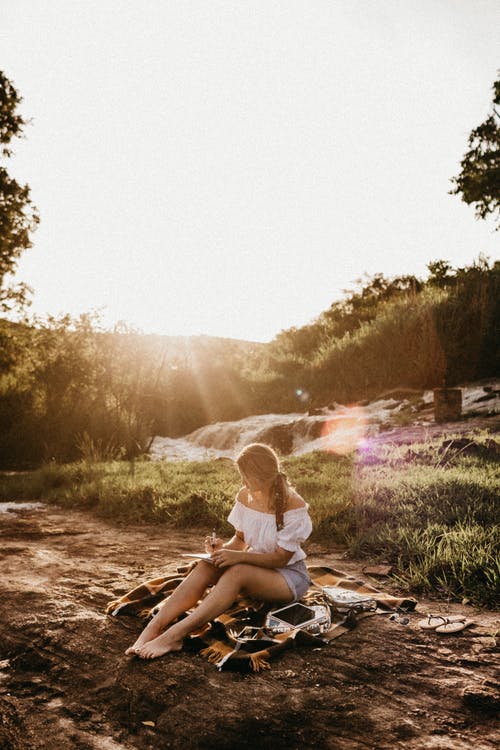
left=0, top=500, right=498, bottom=750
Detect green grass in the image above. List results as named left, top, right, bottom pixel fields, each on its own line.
left=1, top=433, right=498, bottom=607
left=0, top=458, right=239, bottom=527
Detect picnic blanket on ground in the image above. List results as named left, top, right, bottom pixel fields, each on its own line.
left=106, top=564, right=417, bottom=672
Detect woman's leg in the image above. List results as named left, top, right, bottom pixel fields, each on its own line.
left=125, top=561, right=221, bottom=654
left=136, top=564, right=293, bottom=659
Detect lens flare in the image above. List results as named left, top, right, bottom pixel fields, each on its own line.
left=295, top=388, right=310, bottom=403
left=320, top=404, right=367, bottom=455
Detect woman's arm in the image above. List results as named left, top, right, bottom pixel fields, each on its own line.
left=223, top=532, right=247, bottom=551
left=211, top=546, right=292, bottom=569
left=205, top=530, right=247, bottom=554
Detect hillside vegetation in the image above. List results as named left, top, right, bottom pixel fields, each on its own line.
left=0, top=257, right=498, bottom=467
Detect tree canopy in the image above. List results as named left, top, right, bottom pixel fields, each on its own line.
left=0, top=70, right=39, bottom=310
left=451, top=74, right=500, bottom=228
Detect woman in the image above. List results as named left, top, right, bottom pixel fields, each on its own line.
left=126, top=443, right=312, bottom=659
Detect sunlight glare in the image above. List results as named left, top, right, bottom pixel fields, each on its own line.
left=320, top=405, right=368, bottom=455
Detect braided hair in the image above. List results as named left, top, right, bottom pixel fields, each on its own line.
left=270, top=470, right=288, bottom=530
left=235, top=443, right=289, bottom=530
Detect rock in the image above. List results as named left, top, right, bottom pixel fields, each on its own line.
left=362, top=564, right=393, bottom=577
left=462, top=682, right=500, bottom=713
left=255, top=424, right=295, bottom=454
left=469, top=637, right=497, bottom=654
left=474, top=389, right=499, bottom=402
left=416, top=400, right=431, bottom=412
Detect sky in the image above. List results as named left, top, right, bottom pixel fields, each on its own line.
left=2, top=0, right=499, bottom=342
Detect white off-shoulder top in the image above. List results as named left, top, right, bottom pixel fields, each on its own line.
left=227, top=499, right=313, bottom=566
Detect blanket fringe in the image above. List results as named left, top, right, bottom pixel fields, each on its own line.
left=199, top=645, right=270, bottom=672
left=199, top=644, right=233, bottom=664
left=249, top=652, right=271, bottom=672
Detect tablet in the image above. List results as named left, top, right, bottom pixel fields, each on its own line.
left=267, top=602, right=318, bottom=628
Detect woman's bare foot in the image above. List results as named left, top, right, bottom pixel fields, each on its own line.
left=125, top=634, right=153, bottom=655
left=125, top=643, right=142, bottom=656
left=136, top=631, right=183, bottom=659
left=124, top=619, right=164, bottom=655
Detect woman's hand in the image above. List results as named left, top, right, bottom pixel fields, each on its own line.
left=211, top=549, right=245, bottom=568
left=204, top=535, right=223, bottom=554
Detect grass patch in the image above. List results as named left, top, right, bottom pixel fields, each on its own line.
left=0, top=459, right=239, bottom=526
left=0, top=433, right=498, bottom=607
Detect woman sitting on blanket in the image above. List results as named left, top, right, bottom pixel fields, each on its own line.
left=126, top=442, right=313, bottom=659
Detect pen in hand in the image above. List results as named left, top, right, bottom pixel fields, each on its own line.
left=210, top=528, right=217, bottom=551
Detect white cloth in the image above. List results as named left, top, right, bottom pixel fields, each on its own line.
left=227, top=499, right=312, bottom=566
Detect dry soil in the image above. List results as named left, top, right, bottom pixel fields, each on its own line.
left=0, top=501, right=498, bottom=750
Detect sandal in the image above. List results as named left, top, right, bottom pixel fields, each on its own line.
left=435, top=620, right=473, bottom=634
left=418, top=614, right=466, bottom=630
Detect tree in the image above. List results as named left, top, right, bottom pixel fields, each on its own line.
left=450, top=74, right=500, bottom=228
left=0, top=70, right=39, bottom=310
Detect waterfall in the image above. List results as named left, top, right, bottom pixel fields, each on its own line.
left=148, top=382, right=500, bottom=463
left=149, top=399, right=405, bottom=462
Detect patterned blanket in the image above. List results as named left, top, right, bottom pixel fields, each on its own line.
left=107, top=564, right=416, bottom=672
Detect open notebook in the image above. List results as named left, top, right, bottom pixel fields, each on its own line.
left=181, top=553, right=214, bottom=563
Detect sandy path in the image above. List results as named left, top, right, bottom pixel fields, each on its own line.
left=0, top=504, right=498, bottom=750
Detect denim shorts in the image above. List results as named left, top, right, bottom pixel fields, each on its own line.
left=276, top=559, right=311, bottom=601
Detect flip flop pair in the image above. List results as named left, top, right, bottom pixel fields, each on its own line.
left=418, top=614, right=473, bottom=633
